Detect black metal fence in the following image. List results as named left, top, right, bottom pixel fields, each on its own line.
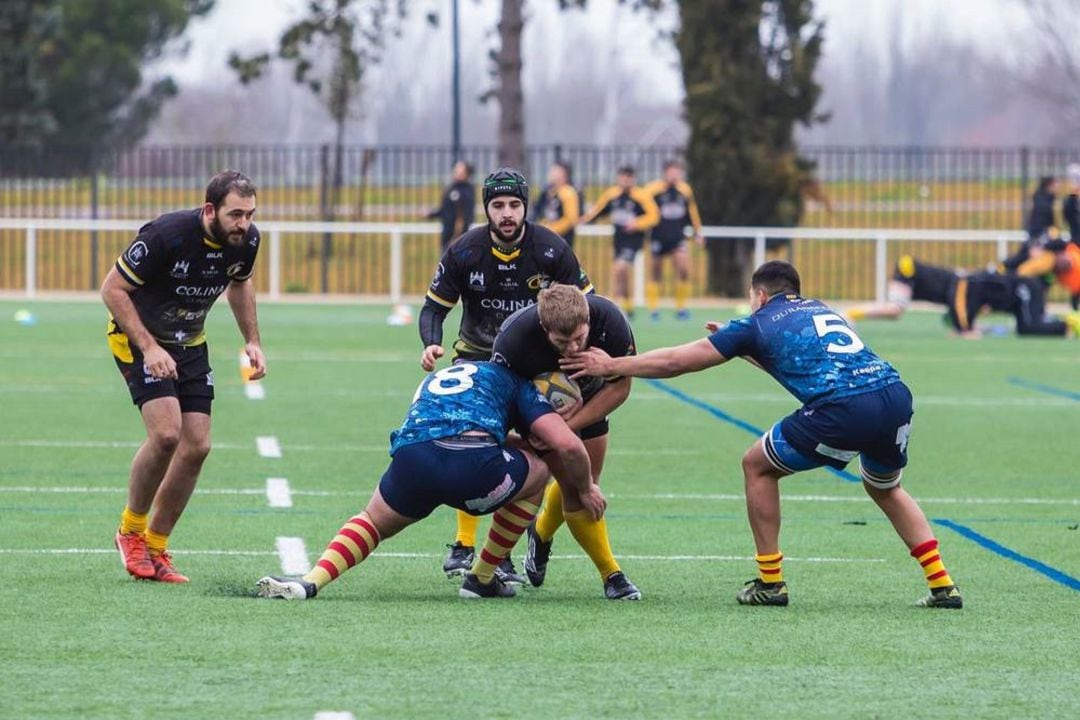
left=3, top=143, right=1080, bottom=229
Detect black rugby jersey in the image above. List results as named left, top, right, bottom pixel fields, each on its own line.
left=580, top=186, right=659, bottom=245
left=644, top=180, right=702, bottom=243
left=425, top=223, right=594, bottom=355
left=491, top=294, right=636, bottom=399
left=533, top=184, right=582, bottom=244
left=112, top=209, right=259, bottom=346
left=893, top=256, right=956, bottom=305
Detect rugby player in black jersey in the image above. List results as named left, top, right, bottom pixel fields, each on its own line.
left=419, top=168, right=595, bottom=581
left=493, top=284, right=642, bottom=600
left=101, top=170, right=265, bottom=583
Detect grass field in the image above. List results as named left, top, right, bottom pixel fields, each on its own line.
left=1, top=299, right=1078, bottom=719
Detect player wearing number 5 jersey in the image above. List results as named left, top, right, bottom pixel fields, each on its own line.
left=256, top=361, right=604, bottom=601
left=561, top=261, right=963, bottom=609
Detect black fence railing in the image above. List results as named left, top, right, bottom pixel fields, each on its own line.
left=2, top=143, right=1080, bottom=230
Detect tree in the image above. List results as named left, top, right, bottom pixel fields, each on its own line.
left=0, top=0, right=213, bottom=168
left=678, top=0, right=825, bottom=294
left=494, top=0, right=525, bottom=168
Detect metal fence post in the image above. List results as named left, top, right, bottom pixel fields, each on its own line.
left=90, top=171, right=99, bottom=289
left=753, top=233, right=766, bottom=270
left=390, top=230, right=403, bottom=304
left=26, top=226, right=37, bottom=299
left=875, top=233, right=888, bottom=303
left=269, top=229, right=281, bottom=300
left=996, top=235, right=1009, bottom=262
left=1019, top=145, right=1030, bottom=230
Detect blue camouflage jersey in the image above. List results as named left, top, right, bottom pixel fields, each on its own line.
left=708, top=293, right=900, bottom=407
left=389, top=361, right=554, bottom=454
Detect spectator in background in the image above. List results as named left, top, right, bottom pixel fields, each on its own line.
left=1026, top=175, right=1057, bottom=240
left=428, top=160, right=475, bottom=250
left=1064, top=165, right=1080, bottom=310
left=532, top=161, right=582, bottom=248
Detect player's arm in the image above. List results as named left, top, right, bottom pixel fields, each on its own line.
left=527, top=413, right=605, bottom=520
left=561, top=338, right=727, bottom=380
left=226, top=279, right=266, bottom=380
left=547, top=185, right=580, bottom=236
left=683, top=183, right=704, bottom=243
left=420, top=256, right=461, bottom=370
left=566, top=377, right=631, bottom=432
left=627, top=188, right=660, bottom=232
left=578, top=188, right=616, bottom=225
left=101, top=267, right=178, bottom=380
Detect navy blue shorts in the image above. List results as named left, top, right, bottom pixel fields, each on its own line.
left=762, top=382, right=914, bottom=489
left=378, top=438, right=530, bottom=519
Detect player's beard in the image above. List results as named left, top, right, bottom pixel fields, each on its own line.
left=209, top=216, right=246, bottom=246
left=489, top=216, right=525, bottom=246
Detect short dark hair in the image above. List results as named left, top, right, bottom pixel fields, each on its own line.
left=617, top=165, right=635, bottom=177
left=554, top=160, right=573, bottom=182
left=751, top=260, right=801, bottom=297
left=663, top=158, right=684, bottom=171
left=205, top=169, right=256, bottom=209
left=1037, top=175, right=1056, bottom=193
left=456, top=160, right=474, bottom=178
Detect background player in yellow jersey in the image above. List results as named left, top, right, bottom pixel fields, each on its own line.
left=579, top=165, right=660, bottom=318
left=532, top=161, right=582, bottom=247
left=643, top=159, right=703, bottom=321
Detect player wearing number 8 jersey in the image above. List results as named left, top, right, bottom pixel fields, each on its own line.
left=561, top=261, right=963, bottom=609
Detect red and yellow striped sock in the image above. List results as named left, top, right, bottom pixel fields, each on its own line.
left=119, top=506, right=148, bottom=535
left=756, top=551, right=784, bottom=584
left=911, top=539, right=954, bottom=589
left=534, top=481, right=564, bottom=543
left=471, top=499, right=540, bottom=584
left=304, top=513, right=381, bottom=590
left=455, top=510, right=479, bottom=547
left=145, top=528, right=169, bottom=556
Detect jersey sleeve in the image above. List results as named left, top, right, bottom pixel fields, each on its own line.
left=680, top=182, right=703, bottom=234
left=580, top=187, right=618, bottom=224
left=514, top=377, right=557, bottom=428
left=546, top=185, right=580, bottom=236
left=491, top=316, right=531, bottom=373
left=551, top=244, right=594, bottom=294
left=630, top=187, right=661, bottom=231
left=230, top=227, right=261, bottom=281
left=115, top=223, right=169, bottom=287
left=707, top=317, right=757, bottom=360
left=426, top=248, right=461, bottom=309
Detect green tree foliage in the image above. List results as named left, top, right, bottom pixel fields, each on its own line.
left=678, top=0, right=825, bottom=293
left=0, top=0, right=213, bottom=165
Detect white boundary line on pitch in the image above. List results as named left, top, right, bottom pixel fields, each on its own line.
left=256, top=436, right=282, bottom=458
left=3, top=485, right=1078, bottom=507
left=0, top=547, right=884, bottom=563
left=313, top=712, right=355, bottom=720
left=265, top=478, right=293, bottom=508
left=275, top=536, right=310, bottom=574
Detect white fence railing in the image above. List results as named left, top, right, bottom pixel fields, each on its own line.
left=0, top=218, right=1028, bottom=303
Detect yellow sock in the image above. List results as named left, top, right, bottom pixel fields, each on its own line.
left=471, top=499, right=540, bottom=583
left=645, top=282, right=660, bottom=311
left=145, top=528, right=169, bottom=556
left=119, top=506, right=148, bottom=535
left=620, top=297, right=634, bottom=315
left=911, top=539, right=954, bottom=589
left=455, top=510, right=479, bottom=547
left=564, top=509, right=620, bottom=580
left=756, top=551, right=784, bottom=584
left=534, top=481, right=565, bottom=542
left=675, top=280, right=691, bottom=310
left=304, top=512, right=381, bottom=590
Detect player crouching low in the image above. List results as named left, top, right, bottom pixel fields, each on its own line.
left=256, top=361, right=604, bottom=600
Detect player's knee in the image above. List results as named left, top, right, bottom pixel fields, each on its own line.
left=149, top=427, right=181, bottom=454
left=184, top=435, right=212, bottom=461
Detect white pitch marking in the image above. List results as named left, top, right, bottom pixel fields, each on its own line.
left=313, top=712, right=355, bottom=720
left=256, top=436, right=282, bottom=458
left=0, top=548, right=277, bottom=556
left=275, top=536, right=310, bottom=574
left=245, top=382, right=266, bottom=400
left=265, top=478, right=293, bottom=508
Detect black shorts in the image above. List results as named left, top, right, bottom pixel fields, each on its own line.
left=614, top=236, right=644, bottom=262
left=650, top=236, right=686, bottom=257
left=379, top=438, right=530, bottom=519
left=109, top=329, right=214, bottom=414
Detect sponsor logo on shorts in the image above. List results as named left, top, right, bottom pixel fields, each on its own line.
left=464, top=473, right=515, bottom=513
left=814, top=443, right=858, bottom=463
left=142, top=363, right=162, bottom=384
left=206, top=371, right=214, bottom=387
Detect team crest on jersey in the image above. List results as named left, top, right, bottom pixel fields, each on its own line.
left=526, top=273, right=552, bottom=291
left=126, top=241, right=149, bottom=266
left=170, top=260, right=190, bottom=278
left=469, top=271, right=485, bottom=288
left=430, top=262, right=445, bottom=289
left=544, top=247, right=555, bottom=258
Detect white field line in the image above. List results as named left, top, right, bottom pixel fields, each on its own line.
left=244, top=382, right=266, bottom=400
left=275, top=536, right=310, bottom=574
left=265, top=478, right=293, bottom=508
left=0, top=548, right=883, bottom=563
left=256, top=436, right=282, bottom=458
left=313, top=712, right=355, bottom=720
left=2, top=484, right=1078, bottom=507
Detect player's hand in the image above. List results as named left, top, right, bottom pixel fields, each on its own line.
left=579, top=484, right=607, bottom=521
left=694, top=234, right=705, bottom=247
left=705, top=320, right=724, bottom=334
left=245, top=343, right=267, bottom=380
left=555, top=398, right=581, bottom=421
left=559, top=347, right=613, bottom=380
left=142, top=344, right=178, bottom=380
left=528, top=434, right=551, bottom=453
left=421, top=344, right=445, bottom=371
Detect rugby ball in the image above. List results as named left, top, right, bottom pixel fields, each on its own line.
left=532, top=371, right=582, bottom=411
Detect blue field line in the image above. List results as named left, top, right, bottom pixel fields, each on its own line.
left=1007, top=377, right=1080, bottom=402
left=934, top=518, right=1080, bottom=592
left=644, top=379, right=860, bottom=483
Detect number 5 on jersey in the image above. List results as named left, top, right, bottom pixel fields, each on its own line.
left=813, top=313, right=865, bottom=354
